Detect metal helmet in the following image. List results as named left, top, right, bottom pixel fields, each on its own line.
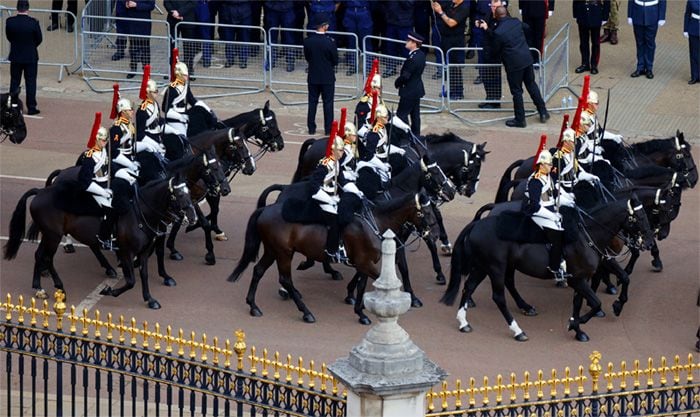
left=116, top=98, right=132, bottom=113
left=332, top=135, right=345, bottom=152
left=370, top=73, right=381, bottom=90
left=588, top=90, right=599, bottom=105
left=96, top=126, right=109, bottom=141
left=562, top=128, right=575, bottom=143
left=146, top=79, right=158, bottom=94
left=536, top=150, right=553, bottom=165
left=580, top=111, right=594, bottom=129
left=344, top=122, right=357, bottom=138
left=174, top=61, right=189, bottom=80
left=374, top=104, right=388, bottom=120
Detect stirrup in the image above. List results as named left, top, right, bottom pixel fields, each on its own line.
left=548, top=267, right=571, bottom=283
left=98, top=236, right=119, bottom=252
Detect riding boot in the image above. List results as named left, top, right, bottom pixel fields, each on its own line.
left=544, top=229, right=570, bottom=283
left=600, top=28, right=611, bottom=43
left=98, top=210, right=119, bottom=251
left=322, top=212, right=346, bottom=263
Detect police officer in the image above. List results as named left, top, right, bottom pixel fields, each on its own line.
left=219, top=0, right=252, bottom=69
left=573, top=0, right=610, bottom=75
left=5, top=0, right=42, bottom=115
left=519, top=0, right=554, bottom=63
left=309, top=0, right=338, bottom=31
left=80, top=112, right=113, bottom=210
left=395, top=31, right=426, bottom=136
left=431, top=0, right=471, bottom=100
left=628, top=0, right=666, bottom=79
left=304, top=14, right=339, bottom=136
left=164, top=0, right=198, bottom=77
left=685, top=0, right=700, bottom=85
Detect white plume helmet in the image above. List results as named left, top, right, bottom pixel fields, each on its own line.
left=562, top=128, right=576, bottom=143
left=344, top=122, right=357, bottom=138
left=588, top=90, right=599, bottom=105
left=116, top=98, right=132, bottom=113
left=536, top=150, right=553, bottom=165
left=174, top=61, right=189, bottom=79
left=374, top=104, right=388, bottom=119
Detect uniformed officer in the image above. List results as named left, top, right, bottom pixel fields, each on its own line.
left=6, top=0, right=42, bottom=115
left=308, top=0, right=338, bottom=32
left=135, top=65, right=166, bottom=183
left=395, top=31, right=426, bottom=136
left=303, top=13, right=339, bottom=136
left=552, top=128, right=599, bottom=196
left=519, top=0, right=555, bottom=63
left=573, top=0, right=610, bottom=75
left=264, top=0, right=296, bottom=72
left=685, top=0, right=700, bottom=84
left=80, top=112, right=113, bottom=210
left=162, top=60, right=197, bottom=161
left=355, top=59, right=384, bottom=129
left=341, top=0, right=373, bottom=74
left=628, top=0, right=666, bottom=79
left=114, top=0, right=156, bottom=78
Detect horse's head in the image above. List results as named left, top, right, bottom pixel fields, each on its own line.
left=198, top=147, right=231, bottom=197
left=455, top=141, right=488, bottom=197
left=622, top=194, right=655, bottom=251
left=408, top=192, right=439, bottom=240
left=420, top=155, right=456, bottom=203
left=671, top=132, right=697, bottom=188
left=168, top=176, right=198, bottom=225
left=1, top=93, right=27, bottom=144
left=223, top=128, right=256, bottom=176
left=649, top=186, right=679, bottom=241
left=252, top=101, right=284, bottom=152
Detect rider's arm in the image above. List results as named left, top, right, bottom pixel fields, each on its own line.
left=522, top=177, right=543, bottom=215
left=78, top=156, right=96, bottom=190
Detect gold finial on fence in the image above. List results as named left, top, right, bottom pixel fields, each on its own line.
left=41, top=300, right=50, bottom=328
left=439, top=381, right=448, bottom=409
left=189, top=331, right=197, bottom=359
left=631, top=359, right=641, bottom=388
left=53, top=289, right=66, bottom=330
left=177, top=328, right=185, bottom=357
left=320, top=363, right=328, bottom=392
left=426, top=387, right=436, bottom=412
left=166, top=326, right=173, bottom=354
left=589, top=351, right=602, bottom=393
left=69, top=305, right=77, bottom=334
left=118, top=315, right=126, bottom=344
left=106, top=313, right=113, bottom=341
left=480, top=376, right=491, bottom=405
left=224, top=339, right=232, bottom=368
left=200, top=333, right=208, bottom=362
left=576, top=366, right=586, bottom=395
left=332, top=376, right=339, bottom=395
left=154, top=323, right=161, bottom=352
left=233, top=329, right=246, bottom=370
left=17, top=295, right=24, bottom=324
left=686, top=354, right=694, bottom=383
left=129, top=318, right=137, bottom=346
left=548, top=369, right=559, bottom=398
left=605, top=362, right=614, bottom=392
left=29, top=297, right=37, bottom=326
left=645, top=357, right=655, bottom=387
left=308, top=360, right=315, bottom=389
left=212, top=337, right=218, bottom=365
left=5, top=293, right=12, bottom=321
left=261, top=349, right=269, bottom=377
left=467, top=377, right=477, bottom=407
left=273, top=352, right=281, bottom=380
left=562, top=367, right=573, bottom=396
left=659, top=356, right=668, bottom=385
left=81, top=308, right=89, bottom=336
left=285, top=354, right=293, bottom=383
left=508, top=373, right=517, bottom=402
left=454, top=379, right=463, bottom=409
left=94, top=311, right=101, bottom=339
left=495, top=374, right=504, bottom=404
left=142, top=322, right=149, bottom=349
left=522, top=371, right=532, bottom=401
left=249, top=346, right=258, bottom=374
left=535, top=370, right=546, bottom=399
left=297, top=357, right=305, bottom=386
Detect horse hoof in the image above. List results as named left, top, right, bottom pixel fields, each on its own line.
left=250, top=307, right=263, bottom=317
left=467, top=298, right=476, bottom=308
left=576, top=332, right=590, bottom=342
left=522, top=307, right=538, bottom=316
left=605, top=286, right=618, bottom=295
left=148, top=300, right=161, bottom=309
left=163, top=277, right=177, bottom=287
left=651, top=260, right=663, bottom=272
left=296, top=260, right=315, bottom=271
left=205, top=254, right=216, bottom=265
left=278, top=288, right=290, bottom=300
left=214, top=232, right=228, bottom=241
left=613, top=301, right=623, bottom=317
left=330, top=272, right=343, bottom=281
left=344, top=296, right=356, bottom=305
left=169, top=251, right=184, bottom=261
left=358, top=317, right=371, bottom=325
left=303, top=313, right=316, bottom=323
left=63, top=244, right=75, bottom=254
left=440, top=243, right=452, bottom=256
left=105, top=267, right=117, bottom=278
left=411, top=297, right=423, bottom=308
left=99, top=286, right=112, bottom=296
left=35, top=289, right=48, bottom=299
left=595, top=310, right=606, bottom=318
left=435, top=273, right=446, bottom=285
left=459, top=324, right=473, bottom=333
left=514, top=332, right=529, bottom=342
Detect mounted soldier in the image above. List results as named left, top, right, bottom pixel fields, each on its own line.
left=552, top=127, right=600, bottom=199
left=80, top=112, right=112, bottom=209
left=355, top=58, right=384, bottom=131
left=135, top=64, right=166, bottom=183
left=356, top=103, right=391, bottom=198
left=336, top=109, right=365, bottom=242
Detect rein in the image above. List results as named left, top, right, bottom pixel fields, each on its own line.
left=132, top=180, right=182, bottom=237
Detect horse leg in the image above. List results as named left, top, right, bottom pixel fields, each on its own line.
left=423, top=237, right=446, bottom=285
left=154, top=235, right=176, bottom=286
left=504, top=266, right=537, bottom=316
left=568, top=277, right=601, bottom=330
left=456, top=269, right=488, bottom=333
left=489, top=271, right=527, bottom=341
left=396, top=246, right=422, bottom=308
left=206, top=194, right=226, bottom=239
left=276, top=257, right=315, bottom=323
left=100, top=254, right=136, bottom=297
left=89, top=245, right=117, bottom=278
left=567, top=291, right=590, bottom=342
left=321, top=259, right=343, bottom=281
left=354, top=274, right=371, bottom=325
left=433, top=204, right=452, bottom=255
left=166, top=221, right=184, bottom=261
left=296, top=257, right=316, bottom=271
left=345, top=272, right=360, bottom=305
left=137, top=253, right=160, bottom=309
left=193, top=205, right=217, bottom=265
left=588, top=266, right=608, bottom=317
left=623, top=247, right=641, bottom=275
left=649, top=241, right=663, bottom=272
left=605, top=260, right=630, bottom=317
left=63, top=235, right=76, bottom=253
left=32, top=241, right=54, bottom=299
left=246, top=250, right=275, bottom=317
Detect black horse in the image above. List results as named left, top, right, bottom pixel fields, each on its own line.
left=1, top=92, right=27, bottom=144
left=4, top=161, right=198, bottom=309
left=441, top=195, right=654, bottom=342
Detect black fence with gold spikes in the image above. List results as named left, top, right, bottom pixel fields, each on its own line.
left=0, top=292, right=346, bottom=417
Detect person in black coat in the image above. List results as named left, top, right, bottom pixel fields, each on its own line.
left=164, top=0, right=198, bottom=77
left=480, top=6, right=548, bottom=127
left=47, top=0, right=77, bottom=32
left=477, top=0, right=508, bottom=109
left=519, top=0, right=555, bottom=63
left=304, top=14, right=339, bottom=135
left=6, top=0, right=42, bottom=115
left=114, top=1, right=156, bottom=78
left=573, top=0, right=610, bottom=75
left=394, top=32, right=426, bottom=135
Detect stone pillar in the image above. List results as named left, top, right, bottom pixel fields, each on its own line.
left=329, top=230, right=447, bottom=417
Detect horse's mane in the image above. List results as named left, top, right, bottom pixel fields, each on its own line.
left=625, top=164, right=673, bottom=179
left=223, top=107, right=269, bottom=126
left=373, top=192, right=415, bottom=215
left=423, top=132, right=463, bottom=144
left=630, top=138, right=676, bottom=154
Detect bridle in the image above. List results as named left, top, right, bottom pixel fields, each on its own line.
left=454, top=145, right=482, bottom=196
left=133, top=178, right=196, bottom=236
left=223, top=128, right=256, bottom=180
left=243, top=109, right=283, bottom=159
left=421, top=159, right=455, bottom=204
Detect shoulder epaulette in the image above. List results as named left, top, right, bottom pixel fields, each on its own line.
left=169, top=80, right=183, bottom=87
left=372, top=122, right=384, bottom=132
left=534, top=171, right=542, bottom=179
left=140, top=99, right=152, bottom=110
left=321, top=156, right=335, bottom=165
left=554, top=149, right=565, bottom=158
left=84, top=149, right=94, bottom=158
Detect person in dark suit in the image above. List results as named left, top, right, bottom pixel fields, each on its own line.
left=628, top=0, right=666, bottom=79
left=48, top=0, right=77, bottom=33
left=382, top=0, right=415, bottom=77
left=394, top=31, right=426, bottom=135
left=519, top=0, right=554, bottom=63
left=684, top=0, right=700, bottom=84
left=6, top=0, right=42, bottom=115
left=164, top=0, right=199, bottom=77
left=113, top=0, right=156, bottom=78
left=477, top=0, right=508, bottom=109
left=431, top=0, right=471, bottom=100
left=573, top=0, right=610, bottom=75
left=304, top=14, right=339, bottom=135
left=479, top=6, right=549, bottom=127
left=218, top=0, right=253, bottom=69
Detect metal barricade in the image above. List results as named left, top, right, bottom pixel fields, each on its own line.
left=446, top=47, right=548, bottom=125
left=0, top=6, right=78, bottom=83
left=81, top=15, right=170, bottom=93
left=268, top=28, right=360, bottom=105
left=362, top=35, right=445, bottom=113
left=174, top=21, right=266, bottom=98
left=541, top=23, right=576, bottom=108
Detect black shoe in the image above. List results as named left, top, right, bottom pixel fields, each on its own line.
left=224, top=61, right=234, bottom=68
left=478, top=102, right=500, bottom=109
left=473, top=75, right=482, bottom=84
left=505, top=119, right=526, bottom=128
left=27, top=108, right=40, bottom=115
left=239, top=61, right=247, bottom=69
left=575, top=65, right=590, bottom=73
left=46, top=23, right=59, bottom=31
left=111, top=52, right=125, bottom=61
left=308, top=128, right=316, bottom=135
left=690, top=78, right=699, bottom=85
left=286, top=63, right=295, bottom=72
left=539, top=111, right=550, bottom=123
left=431, top=70, right=442, bottom=80
left=630, top=69, right=646, bottom=77
left=466, top=49, right=475, bottom=60
left=590, top=67, right=599, bottom=75
left=66, top=24, right=74, bottom=33
left=126, top=73, right=135, bottom=79
left=646, top=71, right=654, bottom=79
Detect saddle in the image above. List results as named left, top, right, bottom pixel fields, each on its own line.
left=53, top=181, right=104, bottom=217
left=495, top=208, right=579, bottom=244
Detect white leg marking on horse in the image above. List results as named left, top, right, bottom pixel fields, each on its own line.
left=457, top=306, right=470, bottom=330
left=509, top=320, right=523, bottom=337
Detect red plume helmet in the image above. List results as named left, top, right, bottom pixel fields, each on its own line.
left=170, top=48, right=179, bottom=82
left=87, top=112, right=102, bottom=149
left=570, top=75, right=590, bottom=133
left=532, top=134, right=548, bottom=170
left=556, top=114, right=570, bottom=147
left=139, top=64, right=151, bottom=100
left=339, top=108, right=347, bottom=138
left=325, top=121, right=339, bottom=159
left=109, top=83, right=120, bottom=119
left=369, top=90, right=378, bottom=125
left=363, top=59, right=379, bottom=95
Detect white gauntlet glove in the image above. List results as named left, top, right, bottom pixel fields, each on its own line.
left=579, top=172, right=600, bottom=184
left=390, top=115, right=411, bottom=133
left=86, top=182, right=111, bottom=198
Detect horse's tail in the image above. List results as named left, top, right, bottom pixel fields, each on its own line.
left=45, top=169, right=62, bottom=187
left=495, top=159, right=524, bottom=203
left=27, top=222, right=41, bottom=242
left=291, top=138, right=316, bottom=183
left=440, top=222, right=475, bottom=306
left=473, top=203, right=495, bottom=221
left=228, top=208, right=264, bottom=282
left=4, top=188, right=40, bottom=260
left=256, top=184, right=287, bottom=209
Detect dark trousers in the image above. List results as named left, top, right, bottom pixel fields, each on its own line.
left=50, top=0, right=78, bottom=26
left=632, top=24, right=658, bottom=71
left=342, top=10, right=373, bottom=66
left=265, top=10, right=296, bottom=65
left=524, top=16, right=546, bottom=62
left=308, top=83, right=335, bottom=135
left=689, top=35, right=699, bottom=80
left=505, top=65, right=547, bottom=123
left=129, top=38, right=151, bottom=70
left=220, top=16, right=252, bottom=64
left=544, top=228, right=564, bottom=271
left=397, top=95, right=421, bottom=135
left=10, top=62, right=38, bottom=111
left=168, top=17, right=198, bottom=73
left=577, top=24, right=601, bottom=68
left=442, top=35, right=466, bottom=99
